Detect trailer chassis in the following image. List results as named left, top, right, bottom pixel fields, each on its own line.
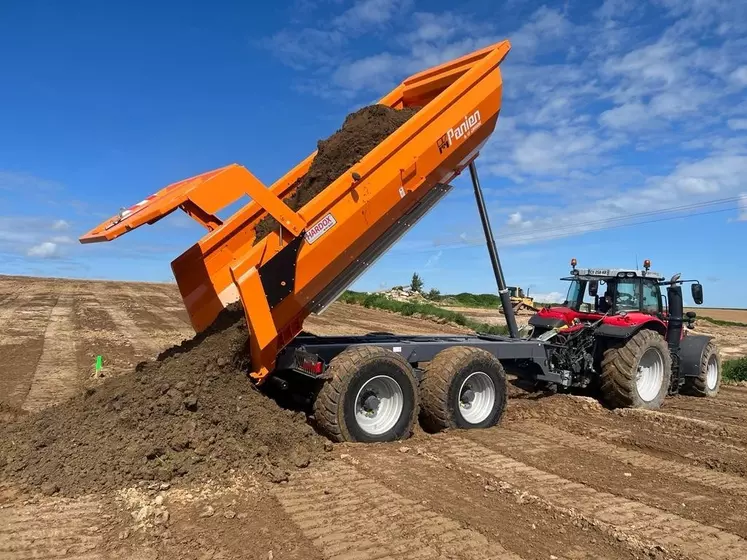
left=269, top=162, right=566, bottom=391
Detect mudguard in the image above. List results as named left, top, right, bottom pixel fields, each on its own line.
left=679, top=334, right=713, bottom=378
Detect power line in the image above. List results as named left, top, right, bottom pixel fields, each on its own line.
left=391, top=196, right=742, bottom=254
left=499, top=195, right=742, bottom=240
left=499, top=205, right=736, bottom=244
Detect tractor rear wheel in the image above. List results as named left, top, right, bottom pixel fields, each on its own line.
left=682, top=341, right=721, bottom=397
left=419, top=346, right=507, bottom=432
left=313, top=346, right=419, bottom=443
left=600, top=329, right=672, bottom=409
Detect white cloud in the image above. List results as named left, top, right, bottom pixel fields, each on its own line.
left=728, top=119, right=747, bottom=131
left=332, top=52, right=402, bottom=94
left=259, top=0, right=746, bottom=254
left=51, top=219, right=70, bottom=230
left=507, top=212, right=523, bottom=226
left=0, top=171, right=62, bottom=192
left=731, top=66, right=747, bottom=87
left=260, top=28, right=346, bottom=70
left=600, top=102, right=654, bottom=129
left=508, top=7, right=571, bottom=59
left=739, top=194, right=747, bottom=221
left=27, top=242, right=60, bottom=258
left=490, top=152, right=747, bottom=246
left=50, top=235, right=73, bottom=244
left=263, top=0, right=412, bottom=70
left=594, top=0, right=637, bottom=21
left=532, top=291, right=564, bottom=303
left=333, top=0, right=410, bottom=30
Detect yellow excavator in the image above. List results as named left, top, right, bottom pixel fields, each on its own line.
left=501, top=286, right=539, bottom=314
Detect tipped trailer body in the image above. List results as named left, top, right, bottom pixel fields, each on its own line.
left=80, top=40, right=573, bottom=442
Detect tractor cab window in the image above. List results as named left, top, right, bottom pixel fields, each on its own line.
left=614, top=279, right=640, bottom=311
left=642, top=280, right=662, bottom=314
left=563, top=279, right=585, bottom=310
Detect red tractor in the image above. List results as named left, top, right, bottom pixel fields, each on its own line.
left=525, top=259, right=721, bottom=409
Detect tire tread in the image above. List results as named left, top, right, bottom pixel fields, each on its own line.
left=420, top=346, right=507, bottom=432
left=600, top=329, right=672, bottom=409
left=313, top=346, right=418, bottom=442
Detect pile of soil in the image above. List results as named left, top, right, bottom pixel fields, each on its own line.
left=255, top=104, right=420, bottom=241
left=0, top=305, right=328, bottom=497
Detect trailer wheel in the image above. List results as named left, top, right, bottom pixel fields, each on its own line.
left=600, top=329, right=672, bottom=409
left=420, top=346, right=507, bottom=432
left=682, top=341, right=721, bottom=397
left=313, top=346, right=419, bottom=443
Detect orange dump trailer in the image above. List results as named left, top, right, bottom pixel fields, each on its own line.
left=81, top=40, right=558, bottom=442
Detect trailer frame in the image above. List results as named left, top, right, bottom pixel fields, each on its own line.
left=270, top=161, right=567, bottom=391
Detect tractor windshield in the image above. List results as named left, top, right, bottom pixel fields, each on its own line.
left=614, top=279, right=640, bottom=311
left=563, top=279, right=585, bottom=310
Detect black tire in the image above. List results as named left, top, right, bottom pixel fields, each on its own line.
left=420, top=346, right=507, bottom=432
left=600, top=329, right=672, bottom=409
left=682, top=341, right=721, bottom=397
left=313, top=346, right=419, bottom=443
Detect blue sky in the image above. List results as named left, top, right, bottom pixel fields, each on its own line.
left=1, top=0, right=746, bottom=307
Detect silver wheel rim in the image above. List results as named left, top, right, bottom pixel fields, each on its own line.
left=636, top=347, right=665, bottom=402
left=354, top=375, right=404, bottom=435
left=458, top=372, right=496, bottom=424
left=706, top=355, right=719, bottom=391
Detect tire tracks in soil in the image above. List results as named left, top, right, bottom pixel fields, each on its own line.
left=509, top=420, right=747, bottom=496
left=664, top=398, right=747, bottom=427
left=347, top=446, right=640, bottom=560
left=612, top=408, right=747, bottom=447
left=463, top=425, right=747, bottom=538
left=526, top=411, right=747, bottom=479
left=708, top=396, right=747, bottom=410
left=649, top=409, right=747, bottom=440
left=71, top=293, right=143, bottom=380
left=91, top=284, right=166, bottom=361
left=1, top=292, right=65, bottom=408
left=431, top=434, right=747, bottom=560
left=22, top=293, right=79, bottom=413
left=720, top=386, right=747, bottom=403
left=273, top=460, right=523, bottom=560
left=118, top=285, right=194, bottom=351
left=0, top=495, right=105, bottom=559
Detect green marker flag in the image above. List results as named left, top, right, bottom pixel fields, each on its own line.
left=95, top=355, right=103, bottom=373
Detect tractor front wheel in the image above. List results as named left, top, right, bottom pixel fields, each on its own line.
left=600, top=329, right=672, bottom=409
left=682, top=341, right=721, bottom=398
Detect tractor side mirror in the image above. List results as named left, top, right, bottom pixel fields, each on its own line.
left=691, top=283, right=703, bottom=305
left=588, top=281, right=598, bottom=297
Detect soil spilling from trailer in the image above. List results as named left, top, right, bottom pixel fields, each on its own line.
left=0, top=304, right=328, bottom=497
left=254, top=104, right=420, bottom=242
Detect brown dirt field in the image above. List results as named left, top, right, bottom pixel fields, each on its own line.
left=2, top=275, right=747, bottom=559
left=689, top=308, right=747, bottom=324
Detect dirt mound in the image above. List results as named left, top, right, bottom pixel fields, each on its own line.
left=504, top=393, right=604, bottom=422
left=255, top=104, right=419, bottom=241
left=0, top=305, right=328, bottom=497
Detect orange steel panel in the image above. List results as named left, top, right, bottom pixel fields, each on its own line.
left=79, top=40, right=512, bottom=383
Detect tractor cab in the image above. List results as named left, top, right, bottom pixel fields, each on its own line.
left=561, top=262, right=665, bottom=317
left=527, top=258, right=704, bottom=341
left=529, top=259, right=665, bottom=331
